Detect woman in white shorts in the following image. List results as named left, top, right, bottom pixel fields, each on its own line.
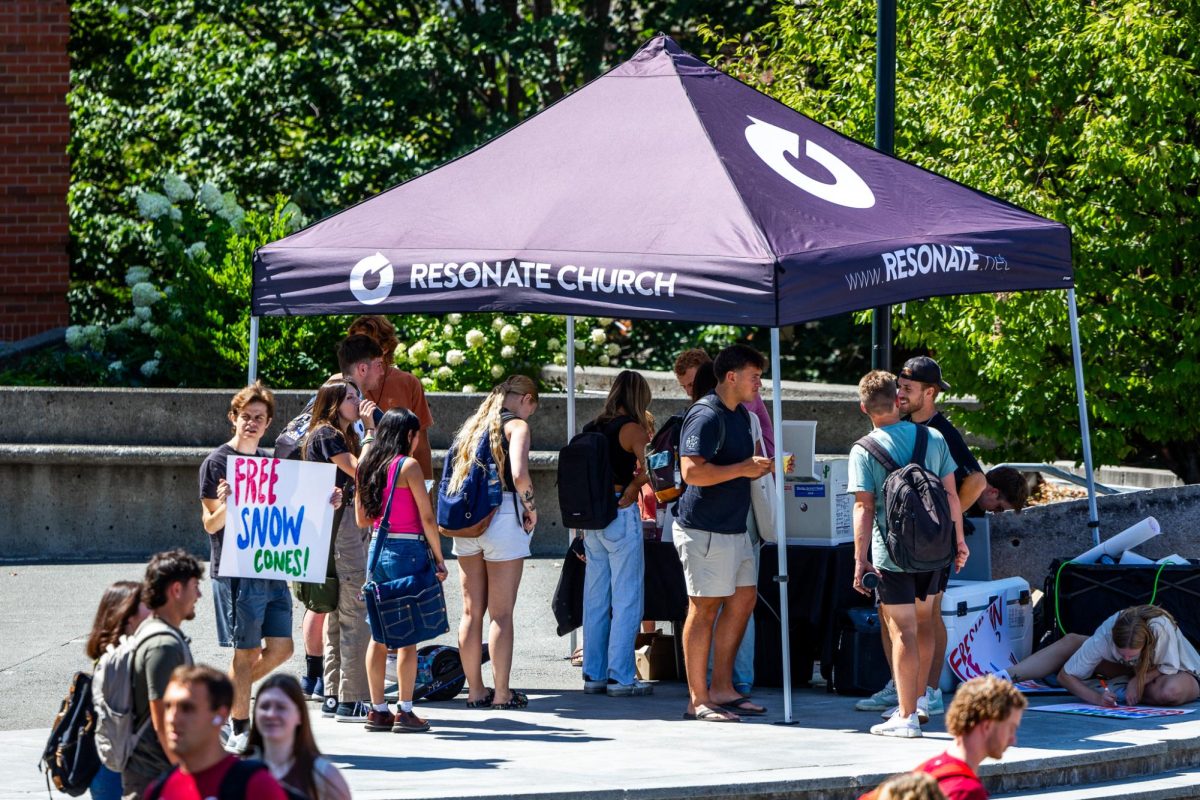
left=449, top=375, right=539, bottom=710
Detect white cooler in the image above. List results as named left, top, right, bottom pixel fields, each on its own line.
left=938, top=577, right=1033, bottom=692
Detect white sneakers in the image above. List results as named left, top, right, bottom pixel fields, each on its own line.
left=223, top=729, right=249, bottom=754
left=855, top=679, right=898, bottom=712
left=870, top=710, right=922, bottom=738
left=881, top=687, right=943, bottom=722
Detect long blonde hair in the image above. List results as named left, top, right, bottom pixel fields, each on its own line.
left=1112, top=605, right=1176, bottom=687
left=594, top=370, right=654, bottom=435
left=447, top=375, right=538, bottom=493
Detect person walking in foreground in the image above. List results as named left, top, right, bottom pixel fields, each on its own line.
left=144, top=666, right=286, bottom=800
left=450, top=376, right=540, bottom=710
left=674, top=345, right=773, bottom=722
left=849, top=370, right=966, bottom=738
left=356, top=408, right=450, bottom=733
left=246, top=673, right=351, bottom=799
left=581, top=370, right=655, bottom=698
left=860, top=675, right=1026, bottom=800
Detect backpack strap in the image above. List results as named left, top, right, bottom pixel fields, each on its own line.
left=145, top=765, right=179, bottom=800
left=685, top=394, right=728, bottom=459
left=220, top=758, right=270, bottom=800
left=367, top=456, right=404, bottom=579
left=854, top=434, right=900, bottom=474
left=910, top=423, right=929, bottom=467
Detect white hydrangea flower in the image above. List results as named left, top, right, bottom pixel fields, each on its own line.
left=491, top=364, right=505, bottom=379
left=437, top=366, right=453, bottom=380
left=136, top=191, right=172, bottom=220
left=168, top=206, right=182, bottom=222
left=428, top=351, right=442, bottom=366
left=83, top=325, right=105, bottom=350
left=185, top=242, right=208, bottom=261
left=500, top=324, right=519, bottom=345
left=553, top=353, right=567, bottom=366
left=598, top=317, right=613, bottom=326
left=392, top=345, right=406, bottom=364
left=491, top=317, right=505, bottom=331
left=407, top=340, right=429, bottom=362
left=134, top=306, right=152, bottom=322
left=197, top=182, right=224, bottom=212
left=465, top=329, right=486, bottom=348
left=163, top=286, right=174, bottom=298
left=140, top=359, right=160, bottom=378
left=140, top=320, right=155, bottom=334
left=124, top=266, right=152, bottom=287
left=443, top=324, right=454, bottom=337
left=107, top=360, right=124, bottom=373
left=590, top=328, right=606, bottom=346
left=446, top=349, right=465, bottom=367
left=606, top=343, right=621, bottom=358
left=520, top=315, right=532, bottom=327
left=218, top=193, right=245, bottom=229
left=447, top=313, right=462, bottom=325
left=131, top=282, right=162, bottom=308
left=501, top=345, right=516, bottom=359
left=462, top=384, right=476, bottom=393
left=547, top=338, right=561, bottom=351
left=420, top=377, right=433, bottom=389
left=65, top=325, right=84, bottom=350
left=598, top=355, right=610, bottom=367
left=574, top=339, right=585, bottom=351
left=162, top=174, right=194, bottom=202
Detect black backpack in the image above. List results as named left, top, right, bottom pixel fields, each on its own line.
left=557, top=417, right=628, bottom=530
left=855, top=425, right=955, bottom=572
left=39, top=671, right=101, bottom=796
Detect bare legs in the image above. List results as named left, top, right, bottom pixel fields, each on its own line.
left=457, top=554, right=526, bottom=706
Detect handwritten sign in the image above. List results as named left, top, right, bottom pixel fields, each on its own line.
left=219, top=455, right=336, bottom=583
left=1029, top=703, right=1195, bottom=720
left=947, top=596, right=1017, bottom=682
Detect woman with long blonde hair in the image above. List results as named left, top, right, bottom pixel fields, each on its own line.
left=450, top=375, right=539, bottom=710
left=999, top=604, right=1200, bottom=706
left=580, top=371, right=656, bottom=698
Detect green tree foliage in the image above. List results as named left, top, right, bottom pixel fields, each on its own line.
left=705, top=0, right=1200, bottom=480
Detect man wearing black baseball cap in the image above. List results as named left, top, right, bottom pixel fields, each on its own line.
left=857, top=355, right=986, bottom=722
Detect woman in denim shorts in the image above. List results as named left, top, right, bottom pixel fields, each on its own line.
left=355, top=408, right=449, bottom=733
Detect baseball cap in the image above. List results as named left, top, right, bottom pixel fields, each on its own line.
left=899, top=356, right=950, bottom=391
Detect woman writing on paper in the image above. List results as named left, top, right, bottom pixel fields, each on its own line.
left=999, top=605, right=1200, bottom=706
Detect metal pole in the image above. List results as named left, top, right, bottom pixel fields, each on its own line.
left=871, top=0, right=896, bottom=371
left=770, top=327, right=796, bottom=724
left=1066, top=289, right=1101, bottom=544
left=566, top=315, right=578, bottom=657
left=247, top=316, right=260, bottom=384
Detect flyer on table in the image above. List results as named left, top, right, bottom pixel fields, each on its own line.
left=219, top=455, right=336, bottom=583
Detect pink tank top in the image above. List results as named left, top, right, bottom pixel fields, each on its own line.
left=376, top=456, right=422, bottom=534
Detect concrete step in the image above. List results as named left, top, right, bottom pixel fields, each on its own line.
left=993, top=768, right=1200, bottom=799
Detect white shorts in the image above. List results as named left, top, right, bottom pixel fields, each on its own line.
left=452, top=493, right=531, bottom=562
left=672, top=522, right=757, bottom=598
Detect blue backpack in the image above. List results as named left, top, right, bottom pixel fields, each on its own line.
left=437, top=433, right=506, bottom=537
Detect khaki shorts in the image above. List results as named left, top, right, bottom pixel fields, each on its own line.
left=452, top=493, right=531, bottom=562
left=672, top=522, right=757, bottom=598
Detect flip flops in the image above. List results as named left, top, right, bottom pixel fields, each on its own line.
left=683, top=704, right=740, bottom=722
left=718, top=696, right=767, bottom=716
left=493, top=690, right=529, bottom=710
left=466, top=688, right=495, bottom=708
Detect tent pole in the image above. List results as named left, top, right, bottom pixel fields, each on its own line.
left=247, top=316, right=260, bottom=384
left=566, top=315, right=578, bottom=657
left=770, top=328, right=795, bottom=724
left=1066, top=289, right=1100, bottom=545
left=870, top=0, right=896, bottom=371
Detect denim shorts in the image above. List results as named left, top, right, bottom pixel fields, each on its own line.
left=213, top=576, right=293, bottom=649
left=364, top=537, right=449, bottom=649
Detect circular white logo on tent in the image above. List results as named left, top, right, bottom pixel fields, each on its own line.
left=744, top=116, right=876, bottom=209
left=350, top=252, right=393, bottom=305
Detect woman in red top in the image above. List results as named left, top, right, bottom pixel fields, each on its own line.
left=355, top=408, right=449, bottom=733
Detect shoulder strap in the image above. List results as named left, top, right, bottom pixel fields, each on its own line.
left=368, top=456, right=404, bottom=577
left=910, top=423, right=929, bottom=467
left=145, top=766, right=179, bottom=800
left=220, top=758, right=269, bottom=800
left=688, top=395, right=728, bottom=456
left=855, top=434, right=900, bottom=474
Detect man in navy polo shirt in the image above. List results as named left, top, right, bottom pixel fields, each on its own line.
left=673, top=344, right=773, bottom=723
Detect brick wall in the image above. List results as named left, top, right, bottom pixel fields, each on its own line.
left=0, top=2, right=70, bottom=342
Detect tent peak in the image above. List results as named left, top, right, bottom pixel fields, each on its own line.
left=609, top=33, right=717, bottom=79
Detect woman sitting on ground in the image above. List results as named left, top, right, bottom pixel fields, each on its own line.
left=246, top=673, right=351, bottom=799
left=1002, top=605, right=1200, bottom=706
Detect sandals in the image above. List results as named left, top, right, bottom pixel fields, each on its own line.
left=683, top=704, right=739, bottom=722
left=492, top=690, right=529, bottom=710
left=466, top=688, right=495, bottom=709
left=570, top=647, right=584, bottom=667
left=718, top=696, right=767, bottom=716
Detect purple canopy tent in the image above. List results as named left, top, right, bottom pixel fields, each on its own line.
left=252, top=35, right=1098, bottom=723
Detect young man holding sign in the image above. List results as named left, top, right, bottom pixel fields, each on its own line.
left=200, top=383, right=342, bottom=754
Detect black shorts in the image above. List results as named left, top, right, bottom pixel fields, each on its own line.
left=936, top=565, right=951, bottom=594
left=878, top=569, right=939, bottom=605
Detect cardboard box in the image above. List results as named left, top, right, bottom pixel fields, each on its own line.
left=635, top=633, right=678, bottom=681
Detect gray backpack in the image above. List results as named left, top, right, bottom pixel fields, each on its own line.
left=92, top=618, right=192, bottom=772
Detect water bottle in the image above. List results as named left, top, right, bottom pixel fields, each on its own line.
left=862, top=572, right=880, bottom=591
left=487, top=463, right=502, bottom=505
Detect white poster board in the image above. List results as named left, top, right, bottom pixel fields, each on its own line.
left=219, top=455, right=337, bottom=583
left=947, top=595, right=1017, bottom=682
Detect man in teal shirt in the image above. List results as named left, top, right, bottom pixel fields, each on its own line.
left=848, top=370, right=967, bottom=738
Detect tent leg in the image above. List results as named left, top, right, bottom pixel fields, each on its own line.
left=566, top=315, right=578, bottom=658
left=247, top=316, right=260, bottom=384
left=1067, top=289, right=1100, bottom=545
left=770, top=328, right=795, bottom=724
